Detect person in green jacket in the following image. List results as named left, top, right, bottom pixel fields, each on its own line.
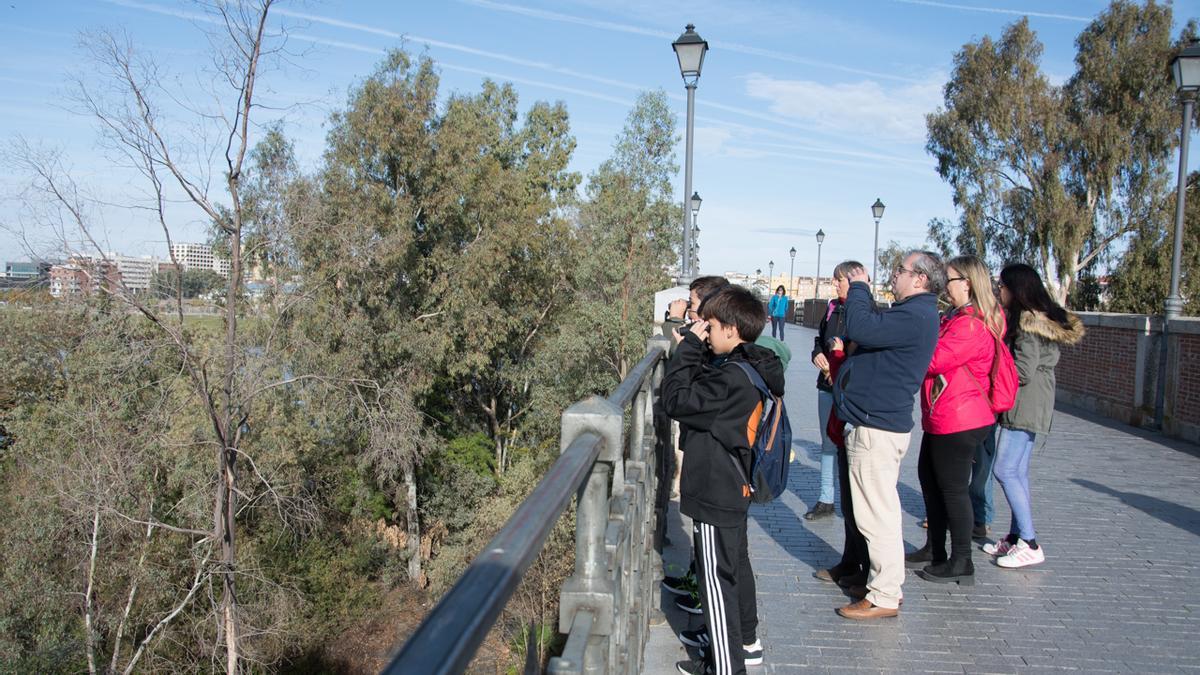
left=984, top=263, right=1085, bottom=569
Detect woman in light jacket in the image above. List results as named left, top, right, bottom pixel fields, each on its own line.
left=984, top=263, right=1085, bottom=568
left=907, top=255, right=1004, bottom=585
left=768, top=285, right=788, bottom=339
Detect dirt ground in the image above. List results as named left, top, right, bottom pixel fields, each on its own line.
left=318, top=586, right=514, bottom=674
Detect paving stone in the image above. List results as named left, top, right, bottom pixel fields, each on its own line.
left=644, top=325, right=1200, bottom=674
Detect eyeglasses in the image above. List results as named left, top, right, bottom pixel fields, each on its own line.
left=947, top=276, right=967, bottom=283
left=893, top=265, right=920, bottom=278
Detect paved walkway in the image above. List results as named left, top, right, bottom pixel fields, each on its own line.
left=646, top=324, right=1200, bottom=674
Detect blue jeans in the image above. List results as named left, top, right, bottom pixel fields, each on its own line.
left=968, top=425, right=997, bottom=526
left=816, top=390, right=837, bottom=504
left=993, top=427, right=1037, bottom=541
left=770, top=316, right=785, bottom=339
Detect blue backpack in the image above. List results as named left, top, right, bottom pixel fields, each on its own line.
left=730, top=362, right=792, bottom=503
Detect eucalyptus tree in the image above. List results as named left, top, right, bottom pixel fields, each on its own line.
left=927, top=1, right=1195, bottom=304
left=570, top=90, right=680, bottom=381
left=303, top=49, right=580, bottom=579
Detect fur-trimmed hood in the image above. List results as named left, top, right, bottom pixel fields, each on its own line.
left=1019, top=310, right=1085, bottom=346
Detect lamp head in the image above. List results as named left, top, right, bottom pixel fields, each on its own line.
left=673, top=24, right=709, bottom=84
left=690, top=191, right=702, bottom=215
left=871, top=198, right=886, bottom=221
left=816, top=228, right=826, bottom=244
left=1172, top=39, right=1200, bottom=94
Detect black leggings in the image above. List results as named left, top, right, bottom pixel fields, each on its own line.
left=918, top=425, right=992, bottom=562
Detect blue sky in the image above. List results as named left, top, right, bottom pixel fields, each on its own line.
left=1, top=0, right=1196, bottom=279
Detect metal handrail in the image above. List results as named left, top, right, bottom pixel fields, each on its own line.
left=383, top=337, right=671, bottom=674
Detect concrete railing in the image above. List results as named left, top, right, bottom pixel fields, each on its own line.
left=384, top=335, right=672, bottom=674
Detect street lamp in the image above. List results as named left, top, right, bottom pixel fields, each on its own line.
left=815, top=228, right=826, bottom=298
left=870, top=198, right=886, bottom=299
left=789, top=246, right=797, bottom=298
left=673, top=24, right=708, bottom=282
left=768, top=260, right=774, bottom=290
left=1166, top=40, right=1200, bottom=320
left=690, top=191, right=702, bottom=274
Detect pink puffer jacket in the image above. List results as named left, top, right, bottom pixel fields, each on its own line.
left=920, top=305, right=1002, bottom=435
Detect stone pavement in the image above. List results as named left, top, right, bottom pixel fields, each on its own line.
left=645, top=324, right=1200, bottom=674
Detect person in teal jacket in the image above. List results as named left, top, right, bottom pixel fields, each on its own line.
left=767, top=285, right=788, bottom=339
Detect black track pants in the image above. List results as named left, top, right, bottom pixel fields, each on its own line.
left=694, top=519, right=757, bottom=675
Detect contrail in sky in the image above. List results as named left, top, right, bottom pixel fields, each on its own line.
left=459, top=0, right=930, bottom=84
left=892, top=0, right=1091, bottom=22
left=99, top=0, right=929, bottom=170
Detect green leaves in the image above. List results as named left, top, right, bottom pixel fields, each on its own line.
left=927, top=2, right=1194, bottom=305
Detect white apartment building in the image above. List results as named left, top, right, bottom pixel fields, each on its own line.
left=170, top=242, right=231, bottom=278
left=106, top=253, right=159, bottom=293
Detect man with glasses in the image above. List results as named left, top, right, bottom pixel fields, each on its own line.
left=832, top=251, right=945, bottom=620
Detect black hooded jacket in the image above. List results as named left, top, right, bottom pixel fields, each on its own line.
left=662, top=333, right=786, bottom=527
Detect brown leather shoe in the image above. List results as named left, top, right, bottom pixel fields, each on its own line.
left=836, top=599, right=899, bottom=620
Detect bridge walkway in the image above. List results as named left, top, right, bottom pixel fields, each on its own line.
left=645, top=324, right=1200, bottom=674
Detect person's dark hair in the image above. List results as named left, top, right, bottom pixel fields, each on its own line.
left=832, top=260, right=865, bottom=280
left=999, top=263, right=1070, bottom=333
left=907, top=249, right=947, bottom=295
left=775, top=285, right=786, bottom=295
left=689, top=275, right=730, bottom=313
left=699, top=285, right=766, bottom=342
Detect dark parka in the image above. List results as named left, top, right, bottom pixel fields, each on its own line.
left=999, top=310, right=1085, bottom=434
left=811, top=298, right=847, bottom=392
left=662, top=333, right=786, bottom=527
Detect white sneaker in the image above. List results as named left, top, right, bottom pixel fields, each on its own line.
left=982, top=537, right=1017, bottom=556
left=743, top=639, right=763, bottom=666
left=996, top=539, right=1045, bottom=568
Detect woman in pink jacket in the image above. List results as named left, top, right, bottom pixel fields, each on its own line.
left=906, top=255, right=1005, bottom=585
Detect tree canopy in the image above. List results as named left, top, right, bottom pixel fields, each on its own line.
left=926, top=1, right=1197, bottom=305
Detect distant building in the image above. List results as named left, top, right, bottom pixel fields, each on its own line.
left=170, top=242, right=231, bottom=278
left=2, top=261, right=51, bottom=289
left=49, top=257, right=122, bottom=298
left=106, top=253, right=159, bottom=293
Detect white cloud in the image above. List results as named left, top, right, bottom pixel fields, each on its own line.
left=693, top=125, right=732, bottom=157
left=743, top=72, right=945, bottom=144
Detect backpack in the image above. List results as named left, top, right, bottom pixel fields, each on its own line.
left=971, top=319, right=1018, bottom=414
left=730, top=362, right=792, bottom=503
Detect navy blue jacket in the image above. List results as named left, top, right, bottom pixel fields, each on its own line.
left=832, top=281, right=939, bottom=433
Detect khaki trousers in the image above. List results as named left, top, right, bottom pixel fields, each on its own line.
left=845, top=424, right=910, bottom=609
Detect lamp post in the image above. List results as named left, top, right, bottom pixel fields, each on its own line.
left=815, top=228, right=826, bottom=298
left=768, top=260, right=774, bottom=290
left=788, top=246, right=797, bottom=298
left=690, top=191, right=702, bottom=275
left=1166, top=41, right=1200, bottom=320
left=870, top=198, right=885, bottom=299
left=673, top=24, right=708, bottom=282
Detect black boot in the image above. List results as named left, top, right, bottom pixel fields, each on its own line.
left=804, top=501, right=835, bottom=520
left=904, top=543, right=945, bottom=569
left=916, top=557, right=975, bottom=585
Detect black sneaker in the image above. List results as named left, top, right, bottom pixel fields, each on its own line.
left=679, top=627, right=710, bottom=648
left=675, top=660, right=713, bottom=675
left=972, top=523, right=989, bottom=539
left=698, top=639, right=764, bottom=667
left=674, top=593, right=703, bottom=615
left=803, top=501, right=835, bottom=520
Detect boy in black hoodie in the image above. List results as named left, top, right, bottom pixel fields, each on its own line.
left=663, top=285, right=785, bottom=675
